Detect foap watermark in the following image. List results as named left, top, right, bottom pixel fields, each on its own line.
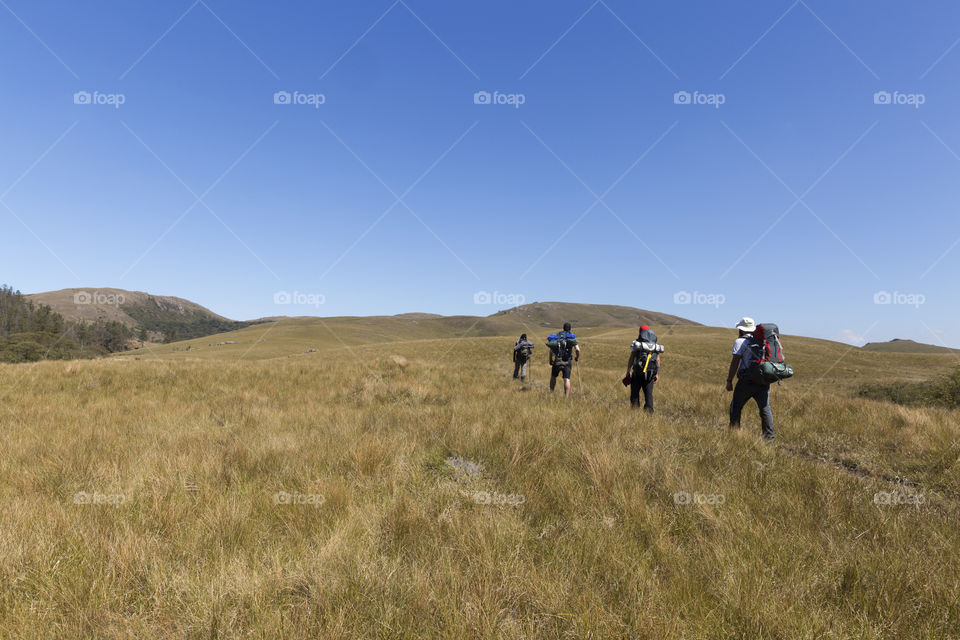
left=873, top=91, right=925, bottom=109
left=74, top=291, right=125, bottom=306
left=874, top=491, right=925, bottom=506
left=273, top=290, right=326, bottom=308
left=274, top=90, right=326, bottom=109
left=874, top=291, right=926, bottom=308
left=673, top=291, right=726, bottom=308
left=73, top=90, right=125, bottom=109
left=73, top=491, right=126, bottom=506
left=674, top=90, right=725, bottom=108
left=473, top=90, right=526, bottom=109
left=674, top=491, right=725, bottom=505
left=472, top=491, right=526, bottom=506
left=473, top=290, right=525, bottom=306
left=273, top=491, right=326, bottom=507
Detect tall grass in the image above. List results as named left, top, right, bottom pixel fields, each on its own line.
left=859, top=366, right=960, bottom=408
left=0, top=328, right=957, bottom=638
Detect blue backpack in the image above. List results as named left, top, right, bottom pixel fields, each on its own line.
left=547, top=331, right=577, bottom=365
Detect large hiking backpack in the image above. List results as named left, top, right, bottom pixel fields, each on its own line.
left=631, top=328, right=665, bottom=382
left=742, top=323, right=794, bottom=385
left=547, top=331, right=578, bottom=365
left=515, top=339, right=534, bottom=360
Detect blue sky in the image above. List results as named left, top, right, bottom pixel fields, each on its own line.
left=2, top=0, right=959, bottom=347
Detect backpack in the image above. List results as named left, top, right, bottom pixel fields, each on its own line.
left=742, top=323, right=794, bottom=385
left=631, top=328, right=665, bottom=382
left=547, top=331, right=577, bottom=365
left=515, top=339, right=533, bottom=360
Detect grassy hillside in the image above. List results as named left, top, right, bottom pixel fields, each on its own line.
left=26, top=288, right=252, bottom=342
left=116, top=303, right=698, bottom=361
left=24, top=294, right=697, bottom=350
left=0, top=285, right=130, bottom=362
left=859, top=366, right=960, bottom=408
left=489, top=301, right=699, bottom=329
left=1, top=324, right=958, bottom=637
left=862, top=338, right=960, bottom=354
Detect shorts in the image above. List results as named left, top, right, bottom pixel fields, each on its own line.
left=551, top=362, right=572, bottom=380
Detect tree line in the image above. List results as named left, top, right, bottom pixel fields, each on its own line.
left=0, top=285, right=132, bottom=363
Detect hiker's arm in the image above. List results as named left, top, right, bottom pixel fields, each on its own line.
left=626, top=351, right=635, bottom=374
left=654, top=354, right=661, bottom=382
left=726, top=356, right=740, bottom=391
left=574, top=345, right=580, bottom=362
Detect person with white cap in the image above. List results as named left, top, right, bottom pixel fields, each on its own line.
left=725, top=317, right=775, bottom=439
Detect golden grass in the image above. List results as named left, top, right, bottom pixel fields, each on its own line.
left=0, top=325, right=958, bottom=638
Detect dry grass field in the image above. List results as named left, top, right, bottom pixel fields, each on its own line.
left=1, top=321, right=958, bottom=638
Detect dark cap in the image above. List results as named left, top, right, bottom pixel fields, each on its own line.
left=562, top=322, right=571, bottom=331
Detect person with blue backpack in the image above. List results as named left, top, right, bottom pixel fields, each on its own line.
left=547, top=322, right=580, bottom=396
left=726, top=317, right=793, bottom=440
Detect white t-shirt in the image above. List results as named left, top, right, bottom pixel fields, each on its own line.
left=733, top=337, right=754, bottom=371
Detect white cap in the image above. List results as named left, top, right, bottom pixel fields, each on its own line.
left=736, top=317, right=756, bottom=332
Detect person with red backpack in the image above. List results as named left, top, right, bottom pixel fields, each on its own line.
left=725, top=317, right=777, bottom=439
left=625, top=325, right=663, bottom=413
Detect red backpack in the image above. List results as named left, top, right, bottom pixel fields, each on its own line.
left=743, top=324, right=794, bottom=384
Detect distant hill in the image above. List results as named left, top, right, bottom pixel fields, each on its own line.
left=489, top=302, right=699, bottom=330
left=26, top=288, right=254, bottom=342
left=283, top=302, right=699, bottom=342
left=117, top=301, right=700, bottom=360
left=862, top=339, right=960, bottom=355
left=1, top=285, right=130, bottom=362
left=21, top=290, right=700, bottom=358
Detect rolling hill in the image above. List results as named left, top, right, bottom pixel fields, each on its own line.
left=9, top=290, right=699, bottom=358
left=115, top=301, right=699, bottom=359
left=488, top=301, right=699, bottom=329
left=862, top=338, right=960, bottom=354
left=26, top=288, right=254, bottom=341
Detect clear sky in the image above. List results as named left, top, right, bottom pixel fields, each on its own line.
left=2, top=0, right=958, bottom=347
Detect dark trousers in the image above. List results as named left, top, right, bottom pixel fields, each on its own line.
left=730, top=378, right=775, bottom=438
left=513, top=358, right=528, bottom=380
left=630, top=368, right=655, bottom=413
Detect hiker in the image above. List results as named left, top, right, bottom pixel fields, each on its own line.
left=547, top=322, right=580, bottom=396
left=625, top=325, right=663, bottom=413
left=725, top=317, right=775, bottom=439
left=513, top=333, right=535, bottom=382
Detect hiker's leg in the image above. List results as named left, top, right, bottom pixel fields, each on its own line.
left=513, top=360, right=520, bottom=379
left=563, top=366, right=572, bottom=396
left=629, top=370, right=642, bottom=406
left=642, top=378, right=655, bottom=414
left=755, top=384, right=775, bottom=439
left=729, top=379, right=750, bottom=427
left=549, top=365, right=558, bottom=391
left=520, top=360, right=528, bottom=382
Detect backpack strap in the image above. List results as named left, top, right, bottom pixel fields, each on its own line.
left=642, top=352, right=653, bottom=375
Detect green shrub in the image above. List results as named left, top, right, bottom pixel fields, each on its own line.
left=858, top=367, right=960, bottom=408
